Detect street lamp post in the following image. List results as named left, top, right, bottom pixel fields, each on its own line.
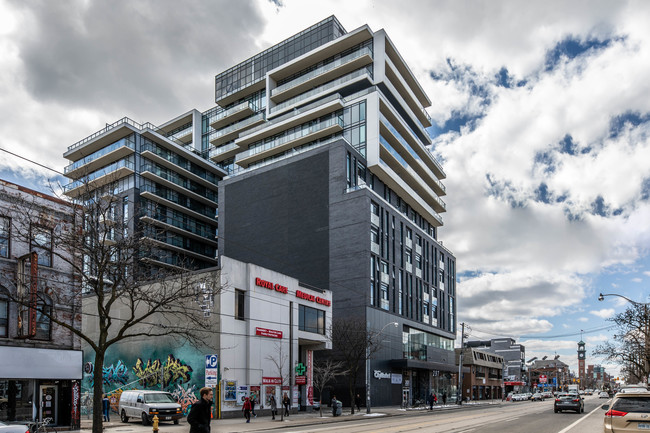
left=367, top=321, right=398, bottom=414
left=598, top=293, right=650, bottom=384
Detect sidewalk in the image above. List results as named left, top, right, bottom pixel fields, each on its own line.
left=80, top=401, right=503, bottom=432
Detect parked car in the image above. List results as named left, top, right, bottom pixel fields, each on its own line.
left=599, top=391, right=611, bottom=399
left=618, top=384, right=650, bottom=394
left=119, top=390, right=183, bottom=425
left=602, top=390, right=650, bottom=432
left=531, top=393, right=544, bottom=401
left=554, top=393, right=584, bottom=413
left=0, top=422, right=29, bottom=433
left=542, top=391, right=554, bottom=399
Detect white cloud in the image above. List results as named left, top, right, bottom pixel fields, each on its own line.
left=632, top=277, right=642, bottom=283
left=578, top=317, right=588, bottom=322
left=590, top=309, right=615, bottom=319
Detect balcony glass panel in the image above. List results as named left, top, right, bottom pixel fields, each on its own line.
left=214, top=112, right=265, bottom=139
left=272, top=46, right=372, bottom=96
left=64, top=135, right=135, bottom=174
left=270, top=67, right=372, bottom=114
left=141, top=199, right=216, bottom=239
left=141, top=163, right=218, bottom=202
left=63, top=158, right=134, bottom=193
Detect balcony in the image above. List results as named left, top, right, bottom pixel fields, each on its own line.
left=210, top=112, right=265, bottom=147
left=208, top=142, right=239, bottom=163
left=170, top=127, right=193, bottom=144
left=270, top=68, right=370, bottom=116
left=64, top=137, right=135, bottom=178
left=139, top=184, right=217, bottom=225
left=236, top=117, right=343, bottom=167
left=379, top=137, right=446, bottom=214
left=271, top=46, right=373, bottom=103
left=140, top=166, right=217, bottom=207
left=63, top=159, right=135, bottom=198
left=210, top=101, right=256, bottom=130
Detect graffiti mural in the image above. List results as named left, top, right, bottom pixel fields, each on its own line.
left=85, top=360, right=130, bottom=388
left=133, top=354, right=194, bottom=388
left=171, top=384, right=199, bottom=416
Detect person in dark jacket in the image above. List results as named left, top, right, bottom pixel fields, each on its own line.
left=282, top=393, right=290, bottom=416
left=102, top=394, right=110, bottom=422
left=269, top=395, right=277, bottom=420
left=355, top=394, right=361, bottom=412
left=187, top=387, right=213, bottom=433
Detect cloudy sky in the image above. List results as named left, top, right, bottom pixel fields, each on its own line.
left=2, top=0, right=650, bottom=378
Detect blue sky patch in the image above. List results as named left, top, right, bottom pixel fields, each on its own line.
left=609, top=111, right=650, bottom=138
left=590, top=195, right=609, bottom=217
left=534, top=183, right=551, bottom=204
left=534, top=150, right=556, bottom=174
left=559, top=134, right=578, bottom=155
left=544, top=36, right=613, bottom=71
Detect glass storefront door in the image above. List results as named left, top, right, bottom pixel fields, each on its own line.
left=39, top=386, right=57, bottom=424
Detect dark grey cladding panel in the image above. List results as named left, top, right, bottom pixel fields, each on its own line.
left=220, top=148, right=330, bottom=289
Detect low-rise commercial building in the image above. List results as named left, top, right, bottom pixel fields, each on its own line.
left=456, top=347, right=504, bottom=400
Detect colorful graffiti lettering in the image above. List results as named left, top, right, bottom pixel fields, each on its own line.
left=104, top=360, right=129, bottom=386
left=163, top=355, right=193, bottom=387
left=171, top=384, right=199, bottom=416
left=85, top=360, right=130, bottom=388
left=133, top=354, right=193, bottom=388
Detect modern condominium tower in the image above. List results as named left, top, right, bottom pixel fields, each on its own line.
left=62, top=16, right=458, bottom=407
left=213, top=16, right=457, bottom=406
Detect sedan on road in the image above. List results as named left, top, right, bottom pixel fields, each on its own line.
left=603, top=391, right=650, bottom=432
left=0, top=422, right=30, bottom=433
left=600, top=391, right=611, bottom=398
left=554, top=393, right=584, bottom=413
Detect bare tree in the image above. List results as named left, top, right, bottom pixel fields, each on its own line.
left=2, top=181, right=221, bottom=433
left=266, top=341, right=290, bottom=421
left=312, top=358, right=347, bottom=417
left=594, top=302, right=649, bottom=384
left=330, top=317, right=384, bottom=415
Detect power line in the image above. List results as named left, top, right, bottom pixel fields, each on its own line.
left=0, top=147, right=65, bottom=176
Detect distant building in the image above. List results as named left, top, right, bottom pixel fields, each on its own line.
left=528, top=359, right=569, bottom=391
left=0, top=179, right=82, bottom=428
left=466, top=338, right=525, bottom=393
left=456, top=347, right=504, bottom=400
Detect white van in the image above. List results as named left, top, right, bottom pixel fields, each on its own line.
left=118, top=390, right=183, bottom=425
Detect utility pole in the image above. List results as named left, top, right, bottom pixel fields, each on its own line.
left=457, top=322, right=465, bottom=404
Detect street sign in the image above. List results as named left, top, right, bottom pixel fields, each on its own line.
left=539, top=375, right=547, bottom=384
left=206, top=354, right=218, bottom=368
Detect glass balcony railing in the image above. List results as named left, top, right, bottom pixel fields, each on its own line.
left=238, top=117, right=343, bottom=161
left=208, top=143, right=239, bottom=160
left=272, top=46, right=373, bottom=96
left=140, top=183, right=216, bottom=220
left=270, top=67, right=371, bottom=114
left=214, top=112, right=265, bottom=139
left=141, top=163, right=218, bottom=202
left=63, top=159, right=134, bottom=193
left=64, top=136, right=135, bottom=175
left=380, top=116, right=446, bottom=194
left=211, top=101, right=256, bottom=126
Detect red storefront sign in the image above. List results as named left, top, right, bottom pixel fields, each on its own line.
left=263, top=377, right=282, bottom=385
left=295, top=376, right=306, bottom=385
left=504, top=381, right=525, bottom=386
left=539, top=375, right=547, bottom=384
left=256, top=327, right=283, bottom=339
left=295, top=290, right=331, bottom=307
left=255, top=277, right=288, bottom=294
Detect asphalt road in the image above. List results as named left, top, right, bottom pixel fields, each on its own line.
left=90, top=395, right=610, bottom=433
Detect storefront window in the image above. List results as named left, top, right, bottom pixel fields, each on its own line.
left=0, top=380, right=35, bottom=422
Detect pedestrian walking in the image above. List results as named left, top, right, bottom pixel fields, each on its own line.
left=250, top=394, right=257, bottom=418
left=242, top=397, right=252, bottom=423
left=427, top=393, right=434, bottom=410
left=269, top=395, right=277, bottom=420
left=442, top=392, right=447, bottom=405
left=434, top=394, right=438, bottom=405
left=282, top=392, right=290, bottom=417
left=188, top=387, right=213, bottom=433
left=331, top=395, right=338, bottom=417
left=355, top=393, right=361, bottom=412
left=102, top=394, right=110, bottom=422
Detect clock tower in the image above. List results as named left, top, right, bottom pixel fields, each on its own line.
left=577, top=340, right=586, bottom=387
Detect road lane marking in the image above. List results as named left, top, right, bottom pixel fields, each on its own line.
left=557, top=404, right=604, bottom=433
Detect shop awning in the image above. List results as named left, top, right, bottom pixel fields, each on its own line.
left=0, top=347, right=83, bottom=379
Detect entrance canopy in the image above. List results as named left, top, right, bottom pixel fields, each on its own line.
left=0, top=347, right=82, bottom=379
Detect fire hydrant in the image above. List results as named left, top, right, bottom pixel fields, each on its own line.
left=152, top=415, right=159, bottom=433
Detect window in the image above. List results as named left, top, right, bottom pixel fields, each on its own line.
left=0, top=216, right=9, bottom=258
left=380, top=283, right=389, bottom=310
left=31, top=226, right=52, bottom=267
left=370, top=226, right=379, bottom=244
left=235, top=289, right=245, bottom=320
left=0, top=295, right=7, bottom=337
left=34, top=300, right=52, bottom=340
left=299, top=305, right=325, bottom=334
